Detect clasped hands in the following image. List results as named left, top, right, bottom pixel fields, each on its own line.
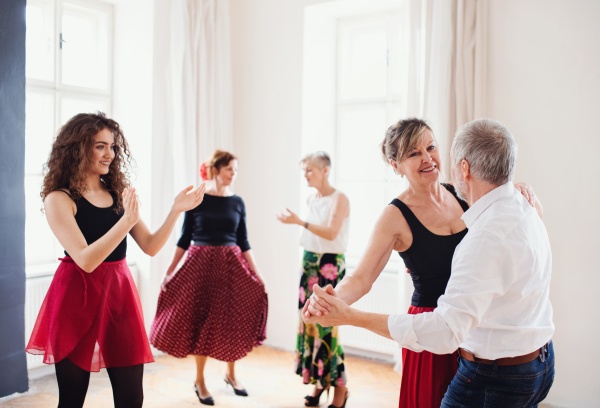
left=301, top=284, right=353, bottom=327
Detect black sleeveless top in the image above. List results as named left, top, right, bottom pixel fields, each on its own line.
left=390, top=183, right=469, bottom=308
left=62, top=190, right=127, bottom=262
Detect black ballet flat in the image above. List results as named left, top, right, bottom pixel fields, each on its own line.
left=224, top=374, right=248, bottom=397
left=194, top=383, right=215, bottom=406
left=305, top=386, right=329, bottom=406
left=328, top=390, right=349, bottom=408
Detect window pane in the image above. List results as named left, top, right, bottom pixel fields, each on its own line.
left=26, top=0, right=55, bottom=81
left=25, top=175, right=57, bottom=265
left=339, top=180, right=394, bottom=262
left=61, top=97, right=108, bottom=125
left=339, top=20, right=387, bottom=100
left=25, top=92, right=55, bottom=175
left=61, top=3, right=110, bottom=89
left=338, top=105, right=388, bottom=181
left=391, top=15, right=405, bottom=97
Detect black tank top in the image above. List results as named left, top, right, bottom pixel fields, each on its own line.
left=390, top=183, right=469, bottom=308
left=62, top=190, right=127, bottom=262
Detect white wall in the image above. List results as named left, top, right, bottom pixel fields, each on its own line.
left=229, top=0, right=337, bottom=350
left=148, top=0, right=176, bottom=331
left=486, top=1, right=600, bottom=407
left=109, top=0, right=156, bottom=323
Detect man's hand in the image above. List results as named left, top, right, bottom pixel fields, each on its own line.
left=301, top=284, right=352, bottom=327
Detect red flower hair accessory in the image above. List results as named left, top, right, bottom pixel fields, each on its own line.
left=200, top=162, right=208, bottom=180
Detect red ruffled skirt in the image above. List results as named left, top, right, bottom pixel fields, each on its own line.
left=150, top=245, right=268, bottom=362
left=26, top=257, right=154, bottom=372
left=399, top=306, right=458, bottom=408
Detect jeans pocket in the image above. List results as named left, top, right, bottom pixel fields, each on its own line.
left=484, top=388, right=535, bottom=408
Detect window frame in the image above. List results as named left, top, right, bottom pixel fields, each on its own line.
left=334, top=11, right=407, bottom=271
left=25, top=0, right=114, bottom=277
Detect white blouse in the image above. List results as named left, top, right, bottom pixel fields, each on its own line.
left=299, top=191, right=350, bottom=255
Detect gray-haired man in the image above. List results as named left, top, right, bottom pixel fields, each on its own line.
left=303, top=118, right=555, bottom=407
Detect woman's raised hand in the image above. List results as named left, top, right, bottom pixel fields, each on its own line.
left=173, top=182, right=206, bottom=213
left=123, top=187, right=140, bottom=227
left=276, top=208, right=302, bottom=225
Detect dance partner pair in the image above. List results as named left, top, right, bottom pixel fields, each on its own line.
left=303, top=118, right=554, bottom=408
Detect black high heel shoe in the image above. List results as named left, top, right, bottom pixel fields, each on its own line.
left=224, top=374, right=249, bottom=397
left=305, top=386, right=329, bottom=407
left=193, top=383, right=215, bottom=406
left=328, top=390, right=349, bottom=408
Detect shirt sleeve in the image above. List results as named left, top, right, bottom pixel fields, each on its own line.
left=176, top=210, right=194, bottom=250
left=236, top=199, right=251, bottom=252
left=388, top=231, right=514, bottom=354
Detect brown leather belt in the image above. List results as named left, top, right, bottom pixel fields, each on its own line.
left=458, top=341, right=551, bottom=366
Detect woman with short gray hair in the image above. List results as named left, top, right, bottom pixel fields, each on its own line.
left=277, top=151, right=350, bottom=408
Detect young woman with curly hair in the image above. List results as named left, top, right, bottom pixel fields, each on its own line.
left=26, top=112, right=206, bottom=408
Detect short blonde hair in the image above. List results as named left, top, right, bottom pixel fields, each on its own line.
left=381, top=118, right=433, bottom=164
left=300, top=151, right=331, bottom=169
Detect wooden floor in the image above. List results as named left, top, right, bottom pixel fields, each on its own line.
left=1, top=347, right=402, bottom=408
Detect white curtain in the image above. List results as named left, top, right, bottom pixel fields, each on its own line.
left=404, top=0, right=487, bottom=176
left=146, top=0, right=233, bottom=326
left=394, top=0, right=487, bottom=373
left=167, top=0, right=233, bottom=192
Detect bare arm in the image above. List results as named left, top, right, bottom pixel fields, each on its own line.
left=302, top=284, right=392, bottom=339
left=166, top=246, right=187, bottom=276
left=242, top=249, right=267, bottom=289
left=130, top=183, right=206, bottom=256
left=276, top=193, right=350, bottom=241
left=307, top=205, right=406, bottom=317
left=45, top=188, right=139, bottom=273
left=160, top=246, right=187, bottom=291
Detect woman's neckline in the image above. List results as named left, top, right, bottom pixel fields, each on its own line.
left=80, top=192, right=115, bottom=210
left=314, top=189, right=337, bottom=200
left=205, top=193, right=236, bottom=198
left=393, top=184, right=467, bottom=238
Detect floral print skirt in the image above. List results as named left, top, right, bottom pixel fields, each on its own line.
left=295, top=251, right=347, bottom=388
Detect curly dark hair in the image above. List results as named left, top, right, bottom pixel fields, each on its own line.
left=41, top=112, right=135, bottom=212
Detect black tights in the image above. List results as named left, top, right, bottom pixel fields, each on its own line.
left=55, top=358, right=144, bottom=408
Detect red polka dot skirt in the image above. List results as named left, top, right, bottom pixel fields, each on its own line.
left=150, top=245, right=268, bottom=362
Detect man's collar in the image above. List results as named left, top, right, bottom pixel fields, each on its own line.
left=461, top=181, right=513, bottom=228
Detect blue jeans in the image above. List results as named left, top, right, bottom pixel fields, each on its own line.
left=441, top=342, right=555, bottom=408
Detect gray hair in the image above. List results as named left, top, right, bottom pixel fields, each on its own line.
left=300, top=151, right=331, bottom=169
left=452, top=119, right=517, bottom=185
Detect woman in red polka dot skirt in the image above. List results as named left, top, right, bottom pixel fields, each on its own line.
left=150, top=150, right=268, bottom=406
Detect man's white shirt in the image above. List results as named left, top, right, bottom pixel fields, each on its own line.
left=388, top=182, right=554, bottom=359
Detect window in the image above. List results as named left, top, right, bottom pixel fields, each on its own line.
left=25, top=0, right=113, bottom=275
left=335, top=13, right=407, bottom=269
